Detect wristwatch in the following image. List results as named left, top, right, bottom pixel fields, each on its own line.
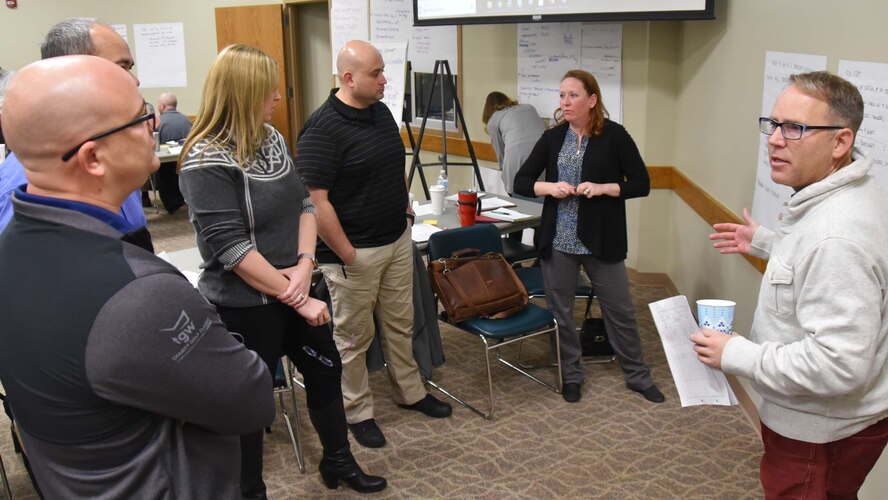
left=296, top=253, right=318, bottom=269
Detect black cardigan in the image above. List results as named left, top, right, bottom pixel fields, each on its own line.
left=513, top=120, right=649, bottom=262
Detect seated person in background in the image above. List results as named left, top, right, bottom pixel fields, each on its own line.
left=0, top=55, right=275, bottom=499
left=481, top=91, right=546, bottom=198
left=157, top=91, right=192, bottom=144
left=152, top=91, right=191, bottom=214
left=0, top=17, right=150, bottom=237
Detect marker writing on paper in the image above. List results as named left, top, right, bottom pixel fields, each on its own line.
left=490, top=210, right=510, bottom=215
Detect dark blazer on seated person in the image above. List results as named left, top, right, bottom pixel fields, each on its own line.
left=513, top=119, right=649, bottom=262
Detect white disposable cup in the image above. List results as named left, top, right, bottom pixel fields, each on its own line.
left=429, top=185, right=445, bottom=215
left=696, top=299, right=736, bottom=334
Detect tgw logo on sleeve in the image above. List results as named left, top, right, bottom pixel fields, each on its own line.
left=162, top=310, right=212, bottom=363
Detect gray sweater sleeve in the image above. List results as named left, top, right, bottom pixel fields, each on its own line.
left=84, top=272, right=275, bottom=435
left=179, top=145, right=254, bottom=270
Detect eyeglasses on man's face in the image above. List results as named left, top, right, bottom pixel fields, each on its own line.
left=61, top=102, right=157, bottom=161
left=758, top=117, right=845, bottom=141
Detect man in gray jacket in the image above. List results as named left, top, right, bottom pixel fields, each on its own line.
left=695, top=71, right=888, bottom=499
left=0, top=55, right=274, bottom=499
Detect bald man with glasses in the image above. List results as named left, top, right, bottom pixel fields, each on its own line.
left=694, top=71, right=888, bottom=499
left=0, top=55, right=274, bottom=499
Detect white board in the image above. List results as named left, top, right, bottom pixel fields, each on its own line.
left=375, top=41, right=408, bottom=127
left=517, top=22, right=622, bottom=123
left=330, top=0, right=370, bottom=74
left=838, top=60, right=888, bottom=186
left=750, top=51, right=827, bottom=231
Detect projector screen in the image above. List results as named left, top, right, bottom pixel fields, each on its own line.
left=414, top=0, right=715, bottom=26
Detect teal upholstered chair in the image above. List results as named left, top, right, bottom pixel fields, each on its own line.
left=426, top=224, right=562, bottom=419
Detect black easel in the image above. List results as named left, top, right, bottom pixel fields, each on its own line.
left=407, top=60, right=484, bottom=200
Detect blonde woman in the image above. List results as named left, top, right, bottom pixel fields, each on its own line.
left=179, top=45, right=385, bottom=495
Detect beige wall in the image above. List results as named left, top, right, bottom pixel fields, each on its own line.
left=4, top=0, right=888, bottom=495
left=0, top=0, right=278, bottom=116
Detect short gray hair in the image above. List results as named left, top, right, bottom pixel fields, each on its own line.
left=40, top=17, right=105, bottom=59
left=790, top=71, right=864, bottom=136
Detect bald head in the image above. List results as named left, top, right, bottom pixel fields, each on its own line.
left=4, top=56, right=156, bottom=207
left=157, top=92, right=177, bottom=112
left=335, top=40, right=386, bottom=109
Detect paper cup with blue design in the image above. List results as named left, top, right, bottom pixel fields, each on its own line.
left=696, top=299, right=735, bottom=334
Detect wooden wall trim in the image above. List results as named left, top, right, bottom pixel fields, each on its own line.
left=649, top=166, right=767, bottom=274
left=400, top=139, right=765, bottom=274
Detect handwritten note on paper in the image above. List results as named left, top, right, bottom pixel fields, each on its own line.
left=375, top=41, right=408, bottom=126
left=838, top=60, right=888, bottom=186
left=750, top=51, right=827, bottom=231
left=517, top=23, right=622, bottom=123
left=370, top=0, right=412, bottom=43
left=330, top=0, right=370, bottom=74
left=648, top=296, right=737, bottom=407
left=111, top=24, right=128, bottom=43
left=133, top=23, right=187, bottom=88
left=370, top=0, right=458, bottom=74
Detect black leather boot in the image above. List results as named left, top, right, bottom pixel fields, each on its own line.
left=308, top=400, right=387, bottom=493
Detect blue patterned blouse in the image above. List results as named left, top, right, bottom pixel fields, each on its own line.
left=553, top=128, right=592, bottom=254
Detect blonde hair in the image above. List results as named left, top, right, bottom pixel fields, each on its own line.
left=179, top=44, right=279, bottom=170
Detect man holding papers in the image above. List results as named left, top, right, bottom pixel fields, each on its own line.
left=695, top=71, right=888, bottom=499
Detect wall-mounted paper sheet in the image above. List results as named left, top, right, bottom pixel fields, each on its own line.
left=111, top=24, right=128, bottom=43
left=134, top=23, right=187, bottom=88
left=330, top=0, right=370, bottom=74
left=375, top=41, right=408, bottom=127
left=838, top=60, right=888, bottom=186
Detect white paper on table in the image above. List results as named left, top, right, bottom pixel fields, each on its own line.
left=482, top=208, right=533, bottom=222
left=479, top=197, right=516, bottom=211
left=414, top=203, right=436, bottom=217
left=648, top=295, right=738, bottom=407
left=410, top=223, right=441, bottom=243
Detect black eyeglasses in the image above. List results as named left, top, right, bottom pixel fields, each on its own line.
left=61, top=102, right=157, bottom=161
left=758, top=117, right=845, bottom=141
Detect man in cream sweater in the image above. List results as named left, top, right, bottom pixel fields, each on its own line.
left=694, top=71, right=888, bottom=499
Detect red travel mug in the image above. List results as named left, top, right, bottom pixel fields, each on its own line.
left=457, top=190, right=481, bottom=226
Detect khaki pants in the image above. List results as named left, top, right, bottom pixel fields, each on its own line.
left=322, top=228, right=426, bottom=423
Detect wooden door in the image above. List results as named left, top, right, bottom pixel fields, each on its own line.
left=215, top=4, right=292, bottom=149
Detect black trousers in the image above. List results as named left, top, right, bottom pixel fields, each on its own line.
left=214, top=300, right=343, bottom=495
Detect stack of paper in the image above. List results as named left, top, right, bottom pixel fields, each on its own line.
left=479, top=197, right=516, bottom=211
left=481, top=208, right=533, bottom=222
left=411, top=223, right=441, bottom=243
left=648, top=296, right=738, bottom=407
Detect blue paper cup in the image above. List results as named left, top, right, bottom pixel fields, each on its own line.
left=696, top=299, right=735, bottom=334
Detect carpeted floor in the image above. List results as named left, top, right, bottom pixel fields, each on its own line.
left=0, top=205, right=764, bottom=499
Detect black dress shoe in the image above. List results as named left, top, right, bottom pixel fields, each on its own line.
left=398, top=394, right=452, bottom=418
left=562, top=383, right=581, bottom=403
left=348, top=419, right=386, bottom=448
left=631, top=384, right=666, bottom=403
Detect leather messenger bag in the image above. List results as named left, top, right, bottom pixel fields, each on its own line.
left=427, top=249, right=529, bottom=323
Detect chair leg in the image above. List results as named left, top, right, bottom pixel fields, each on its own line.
left=0, top=450, right=12, bottom=500
left=279, top=359, right=306, bottom=474
left=147, top=173, right=160, bottom=213
left=428, top=322, right=562, bottom=420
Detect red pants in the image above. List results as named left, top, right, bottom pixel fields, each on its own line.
left=760, top=417, right=888, bottom=499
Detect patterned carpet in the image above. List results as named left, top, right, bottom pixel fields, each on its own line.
left=0, top=208, right=764, bottom=499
